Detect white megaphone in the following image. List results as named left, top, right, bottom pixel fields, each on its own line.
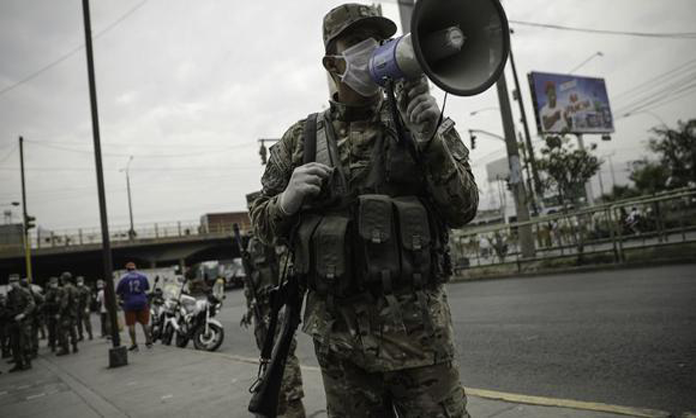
left=368, top=0, right=510, bottom=96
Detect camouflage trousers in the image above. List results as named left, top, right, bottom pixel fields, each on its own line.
left=314, top=340, right=470, bottom=418
left=9, top=320, right=32, bottom=367
left=58, top=315, right=78, bottom=352
left=46, top=315, right=59, bottom=350
left=253, top=318, right=305, bottom=418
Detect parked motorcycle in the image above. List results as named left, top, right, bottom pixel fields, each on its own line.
left=174, top=292, right=225, bottom=352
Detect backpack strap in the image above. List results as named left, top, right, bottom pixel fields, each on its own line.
left=303, top=113, right=318, bottom=164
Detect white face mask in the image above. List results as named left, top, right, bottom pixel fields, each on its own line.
left=329, top=38, right=380, bottom=97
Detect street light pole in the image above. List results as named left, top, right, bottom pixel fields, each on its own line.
left=81, top=0, right=127, bottom=368
left=19, top=137, right=33, bottom=282
left=121, top=156, right=135, bottom=239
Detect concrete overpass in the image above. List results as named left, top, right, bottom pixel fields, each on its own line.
left=0, top=225, right=249, bottom=285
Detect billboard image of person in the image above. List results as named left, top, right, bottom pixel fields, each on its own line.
left=528, top=71, right=614, bottom=135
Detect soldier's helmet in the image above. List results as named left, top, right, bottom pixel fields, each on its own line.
left=322, top=3, right=396, bottom=52
left=245, top=191, right=261, bottom=209
left=60, top=271, right=74, bottom=284
left=49, top=277, right=59, bottom=286
left=76, top=276, right=85, bottom=285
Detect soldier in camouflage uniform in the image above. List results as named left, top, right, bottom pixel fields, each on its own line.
left=242, top=191, right=306, bottom=418
left=250, top=4, right=478, bottom=417
left=57, top=272, right=79, bottom=355
left=44, top=277, right=63, bottom=352
left=20, top=277, right=44, bottom=358
left=75, top=276, right=94, bottom=341
left=6, top=275, right=36, bottom=371
left=0, top=293, right=10, bottom=358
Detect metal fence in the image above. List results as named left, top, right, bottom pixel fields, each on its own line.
left=450, top=188, right=696, bottom=271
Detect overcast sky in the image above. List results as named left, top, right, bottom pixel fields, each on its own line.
left=1, top=0, right=695, bottom=234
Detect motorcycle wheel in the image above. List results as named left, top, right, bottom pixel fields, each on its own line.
left=193, top=323, right=224, bottom=352
left=175, top=332, right=189, bottom=348
left=162, top=324, right=173, bottom=346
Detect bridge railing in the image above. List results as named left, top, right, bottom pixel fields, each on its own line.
left=21, top=219, right=247, bottom=251
left=450, top=188, right=696, bottom=271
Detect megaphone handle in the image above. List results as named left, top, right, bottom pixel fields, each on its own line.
left=383, top=77, right=419, bottom=162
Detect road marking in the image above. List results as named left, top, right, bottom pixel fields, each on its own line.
left=26, top=392, right=46, bottom=401
left=188, top=349, right=672, bottom=417
left=17, top=384, right=30, bottom=390
left=0, top=390, right=8, bottom=396
left=465, top=388, right=671, bottom=418
left=161, top=394, right=173, bottom=400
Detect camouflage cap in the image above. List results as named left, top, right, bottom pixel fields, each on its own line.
left=60, top=271, right=73, bottom=282
left=246, top=191, right=261, bottom=208
left=323, top=3, right=396, bottom=52
left=49, top=276, right=59, bottom=285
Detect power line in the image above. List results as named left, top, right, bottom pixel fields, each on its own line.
left=0, top=0, right=150, bottom=99
left=509, top=20, right=696, bottom=39
left=0, top=144, right=18, bottom=163
left=23, top=139, right=255, bottom=158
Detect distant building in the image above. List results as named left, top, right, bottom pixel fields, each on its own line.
left=0, top=224, right=24, bottom=253
left=199, top=211, right=250, bottom=234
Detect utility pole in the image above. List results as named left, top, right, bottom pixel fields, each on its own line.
left=508, top=42, right=542, bottom=206
left=81, top=0, right=127, bottom=368
left=496, top=72, right=535, bottom=258
left=396, top=0, right=414, bottom=33
left=19, top=136, right=33, bottom=282
left=575, top=134, right=595, bottom=206
left=121, top=156, right=135, bottom=239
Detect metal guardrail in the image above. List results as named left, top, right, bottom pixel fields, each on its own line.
left=450, top=188, right=696, bottom=270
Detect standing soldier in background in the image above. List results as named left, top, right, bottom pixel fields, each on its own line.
left=75, top=276, right=94, bottom=341
left=20, top=277, right=44, bottom=358
left=0, top=293, right=10, bottom=359
left=241, top=192, right=306, bottom=418
left=6, top=275, right=35, bottom=372
left=57, top=272, right=79, bottom=356
left=44, top=277, right=62, bottom=352
left=250, top=4, right=479, bottom=416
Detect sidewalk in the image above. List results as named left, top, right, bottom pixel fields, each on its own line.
left=0, top=336, right=676, bottom=418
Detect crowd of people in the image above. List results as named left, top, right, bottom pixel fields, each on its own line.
left=0, top=261, right=155, bottom=374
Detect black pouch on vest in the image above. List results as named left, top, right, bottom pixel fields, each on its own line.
left=294, top=214, right=322, bottom=289
left=313, top=216, right=351, bottom=297
left=393, top=196, right=432, bottom=286
left=357, top=195, right=401, bottom=288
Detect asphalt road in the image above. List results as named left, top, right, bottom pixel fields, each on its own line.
left=214, top=263, right=696, bottom=415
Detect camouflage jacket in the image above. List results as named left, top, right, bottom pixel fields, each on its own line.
left=44, top=287, right=63, bottom=314
left=6, top=287, right=36, bottom=320
left=250, top=97, right=478, bottom=372
left=76, top=286, right=92, bottom=311
left=59, top=283, right=79, bottom=317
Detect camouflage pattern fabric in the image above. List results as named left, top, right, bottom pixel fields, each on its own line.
left=44, top=285, right=63, bottom=351
left=250, top=93, right=478, bottom=416
left=76, top=285, right=93, bottom=339
left=58, top=283, right=79, bottom=351
left=6, top=286, right=35, bottom=367
left=316, top=339, right=470, bottom=418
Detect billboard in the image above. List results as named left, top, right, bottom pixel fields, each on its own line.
left=528, top=71, right=614, bottom=135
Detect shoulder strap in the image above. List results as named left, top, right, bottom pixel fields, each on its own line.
left=303, top=113, right=318, bottom=164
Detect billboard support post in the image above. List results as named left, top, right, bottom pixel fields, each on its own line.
left=576, top=134, right=595, bottom=206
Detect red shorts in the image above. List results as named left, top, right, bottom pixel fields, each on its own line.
left=124, top=308, right=150, bottom=326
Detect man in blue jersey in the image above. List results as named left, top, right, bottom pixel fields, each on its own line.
left=116, top=262, right=152, bottom=351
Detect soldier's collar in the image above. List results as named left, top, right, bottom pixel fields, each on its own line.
left=329, top=94, right=382, bottom=122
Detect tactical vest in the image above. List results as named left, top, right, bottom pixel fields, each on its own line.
left=248, top=237, right=280, bottom=295
left=294, top=110, right=452, bottom=310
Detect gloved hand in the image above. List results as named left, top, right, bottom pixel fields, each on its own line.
left=397, top=76, right=441, bottom=146
left=14, top=313, right=25, bottom=321
left=240, top=312, right=252, bottom=329
left=278, top=162, right=333, bottom=216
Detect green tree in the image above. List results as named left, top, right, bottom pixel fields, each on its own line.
left=537, top=135, right=602, bottom=206
left=629, top=159, right=671, bottom=194
left=648, top=119, right=696, bottom=188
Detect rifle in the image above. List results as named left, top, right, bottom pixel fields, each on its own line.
left=233, top=223, right=268, bottom=340
left=248, top=268, right=303, bottom=418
